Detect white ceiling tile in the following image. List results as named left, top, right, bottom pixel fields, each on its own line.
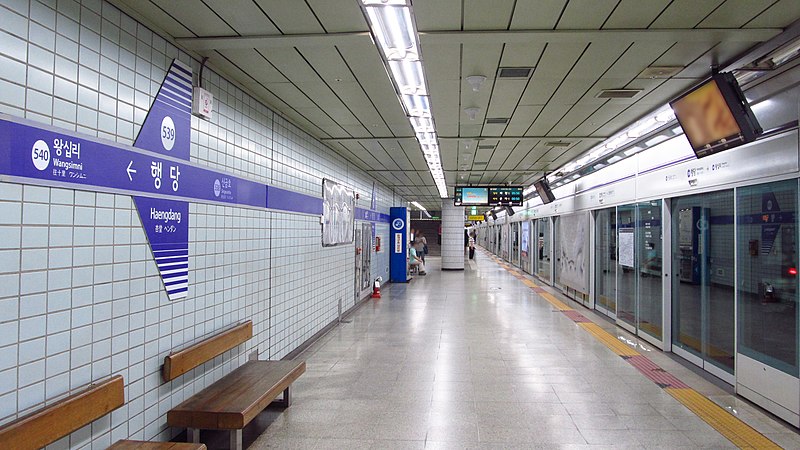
left=463, top=0, right=516, bottom=30
left=151, top=0, right=234, bottom=35
left=510, top=0, right=567, bottom=29
left=649, top=0, right=724, bottom=28
left=252, top=0, right=325, bottom=34
left=415, top=0, right=463, bottom=31
left=602, top=0, right=672, bottom=29
left=556, top=0, right=618, bottom=29
left=202, top=0, right=279, bottom=35
left=306, top=0, right=369, bottom=33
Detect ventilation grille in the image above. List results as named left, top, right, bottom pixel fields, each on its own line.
left=597, top=89, right=641, bottom=99
left=477, top=144, right=495, bottom=150
left=485, top=118, right=509, bottom=124
left=545, top=141, right=572, bottom=148
left=497, top=67, right=534, bottom=79
left=473, top=161, right=489, bottom=167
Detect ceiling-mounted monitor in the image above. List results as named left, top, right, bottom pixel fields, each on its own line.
left=454, top=186, right=523, bottom=206
left=533, top=178, right=556, bottom=204
left=454, top=186, right=489, bottom=206
left=670, top=72, right=762, bottom=159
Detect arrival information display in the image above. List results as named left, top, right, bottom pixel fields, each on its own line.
left=454, top=186, right=523, bottom=206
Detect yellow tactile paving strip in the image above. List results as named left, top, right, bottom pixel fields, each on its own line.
left=486, top=251, right=782, bottom=449
left=578, top=322, right=640, bottom=357
left=666, top=388, right=781, bottom=449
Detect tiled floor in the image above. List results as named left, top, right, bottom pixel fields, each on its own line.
left=240, top=251, right=800, bottom=449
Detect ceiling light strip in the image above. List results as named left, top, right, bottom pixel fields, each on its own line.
left=359, top=0, right=447, bottom=198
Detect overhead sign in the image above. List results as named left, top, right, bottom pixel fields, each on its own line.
left=454, top=186, right=524, bottom=206
left=467, top=215, right=485, bottom=221
left=0, top=117, right=268, bottom=206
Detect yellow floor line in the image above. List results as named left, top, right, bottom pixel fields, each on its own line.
left=578, top=322, right=640, bottom=357
left=666, top=388, right=781, bottom=449
left=539, top=292, right=573, bottom=311
left=493, top=259, right=782, bottom=449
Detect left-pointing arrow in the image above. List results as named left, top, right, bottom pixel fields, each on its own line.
left=127, top=161, right=137, bottom=181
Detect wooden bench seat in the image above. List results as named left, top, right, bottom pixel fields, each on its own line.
left=108, top=441, right=206, bottom=449
left=163, top=322, right=305, bottom=449
left=0, top=375, right=125, bottom=450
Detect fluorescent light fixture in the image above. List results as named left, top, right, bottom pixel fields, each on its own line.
left=416, top=131, right=437, bottom=144
left=607, top=155, right=622, bottom=163
left=362, top=0, right=408, bottom=6
left=671, top=126, right=683, bottom=135
left=411, top=201, right=426, bottom=210
left=645, top=135, right=669, bottom=147
left=361, top=2, right=447, bottom=198
left=410, top=117, right=435, bottom=133
left=389, top=60, right=426, bottom=95
left=624, top=146, right=642, bottom=156
left=364, top=6, right=418, bottom=61
left=402, top=94, right=431, bottom=117
left=655, top=108, right=675, bottom=122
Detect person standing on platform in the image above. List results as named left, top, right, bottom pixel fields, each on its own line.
left=468, top=231, right=476, bottom=260
left=417, top=231, right=428, bottom=263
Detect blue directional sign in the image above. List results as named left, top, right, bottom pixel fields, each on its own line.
left=134, top=60, right=193, bottom=162
left=134, top=196, right=189, bottom=300
left=0, top=117, right=268, bottom=206
left=0, top=60, right=392, bottom=300
left=132, top=60, right=192, bottom=300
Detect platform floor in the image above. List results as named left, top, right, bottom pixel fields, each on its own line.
left=244, top=249, right=800, bottom=449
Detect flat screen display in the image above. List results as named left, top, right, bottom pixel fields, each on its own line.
left=454, top=186, right=523, bottom=206
left=534, top=179, right=556, bottom=204
left=670, top=72, right=761, bottom=158
left=489, top=187, right=523, bottom=206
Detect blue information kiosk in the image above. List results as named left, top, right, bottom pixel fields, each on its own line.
left=390, top=207, right=409, bottom=283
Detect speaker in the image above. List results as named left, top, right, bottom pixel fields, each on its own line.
left=490, top=210, right=497, bottom=220
left=505, top=206, right=515, bottom=216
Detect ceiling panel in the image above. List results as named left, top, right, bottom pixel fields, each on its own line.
left=602, top=0, right=671, bottom=29
left=306, top=0, right=369, bottom=33
left=698, top=0, right=777, bottom=28
left=509, top=0, right=567, bottom=29
left=518, top=43, right=588, bottom=105
left=505, top=105, right=544, bottom=136
left=151, top=0, right=234, bottom=35
left=463, top=0, right=515, bottom=30
left=218, top=49, right=288, bottom=84
left=745, top=0, right=800, bottom=28
left=203, top=0, right=277, bottom=35
left=253, top=0, right=323, bottom=34
left=414, top=0, right=462, bottom=31
left=649, top=0, right=724, bottom=29
left=112, top=0, right=800, bottom=210
left=556, top=0, right=618, bottom=29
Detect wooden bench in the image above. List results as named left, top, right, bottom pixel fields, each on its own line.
left=108, top=441, right=205, bottom=450
left=163, top=321, right=306, bottom=450
left=0, top=375, right=202, bottom=450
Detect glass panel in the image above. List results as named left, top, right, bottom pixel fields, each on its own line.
left=672, top=191, right=735, bottom=374
left=617, top=205, right=637, bottom=327
left=595, top=208, right=617, bottom=314
left=638, top=200, right=663, bottom=340
left=511, top=223, right=520, bottom=265
left=553, top=217, right=561, bottom=286
left=537, top=219, right=551, bottom=282
left=521, top=221, right=531, bottom=273
left=737, top=180, right=799, bottom=376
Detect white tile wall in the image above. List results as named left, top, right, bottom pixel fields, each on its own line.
left=441, top=202, right=465, bottom=270
left=0, top=0, right=403, bottom=447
